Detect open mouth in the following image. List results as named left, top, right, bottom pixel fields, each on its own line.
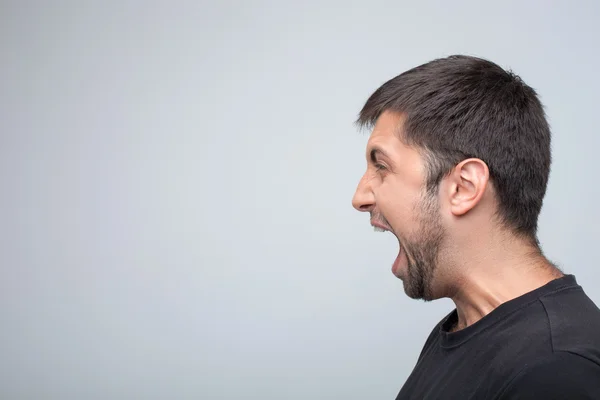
left=371, top=221, right=405, bottom=276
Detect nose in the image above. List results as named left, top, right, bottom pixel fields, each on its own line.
left=352, top=173, right=375, bottom=212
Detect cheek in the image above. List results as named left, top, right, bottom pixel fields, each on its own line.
left=379, top=181, right=421, bottom=228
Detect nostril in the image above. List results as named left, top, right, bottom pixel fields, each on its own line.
left=358, top=203, right=373, bottom=212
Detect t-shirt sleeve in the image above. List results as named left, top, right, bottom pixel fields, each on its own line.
left=498, top=352, right=600, bottom=399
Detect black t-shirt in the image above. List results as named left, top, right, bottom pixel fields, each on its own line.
left=396, top=275, right=600, bottom=399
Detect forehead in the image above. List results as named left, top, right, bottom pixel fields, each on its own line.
left=366, top=111, right=407, bottom=153
left=366, top=111, right=427, bottom=174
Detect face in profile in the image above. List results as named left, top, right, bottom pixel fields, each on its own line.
left=352, top=112, right=447, bottom=300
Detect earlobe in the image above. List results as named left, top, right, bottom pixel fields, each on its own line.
left=449, top=159, right=489, bottom=216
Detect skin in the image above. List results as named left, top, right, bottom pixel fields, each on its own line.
left=352, top=111, right=563, bottom=332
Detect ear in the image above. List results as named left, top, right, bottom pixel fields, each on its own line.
left=446, top=158, right=489, bottom=216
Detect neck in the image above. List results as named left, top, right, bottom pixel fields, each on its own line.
left=441, top=230, right=563, bottom=332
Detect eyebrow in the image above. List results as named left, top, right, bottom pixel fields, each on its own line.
left=369, top=147, right=390, bottom=163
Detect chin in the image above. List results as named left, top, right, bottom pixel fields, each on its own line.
left=402, top=273, right=438, bottom=301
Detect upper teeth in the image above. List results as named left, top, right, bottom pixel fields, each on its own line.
left=373, top=226, right=387, bottom=232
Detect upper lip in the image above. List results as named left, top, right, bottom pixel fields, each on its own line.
left=370, top=220, right=390, bottom=231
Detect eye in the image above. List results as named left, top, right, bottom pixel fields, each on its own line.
left=375, top=163, right=387, bottom=171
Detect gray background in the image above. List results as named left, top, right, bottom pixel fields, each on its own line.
left=1, top=1, right=599, bottom=399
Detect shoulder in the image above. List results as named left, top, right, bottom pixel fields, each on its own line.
left=539, top=285, right=600, bottom=362
left=497, top=352, right=600, bottom=399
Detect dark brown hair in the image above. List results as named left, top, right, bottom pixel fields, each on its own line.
left=357, top=55, right=551, bottom=239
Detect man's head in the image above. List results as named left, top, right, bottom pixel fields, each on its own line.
left=352, top=55, right=552, bottom=300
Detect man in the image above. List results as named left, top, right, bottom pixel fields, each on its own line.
left=352, top=55, right=600, bottom=399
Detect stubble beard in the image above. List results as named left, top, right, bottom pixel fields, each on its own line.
left=402, top=190, right=446, bottom=301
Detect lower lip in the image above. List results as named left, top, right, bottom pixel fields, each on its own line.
left=392, top=246, right=404, bottom=276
